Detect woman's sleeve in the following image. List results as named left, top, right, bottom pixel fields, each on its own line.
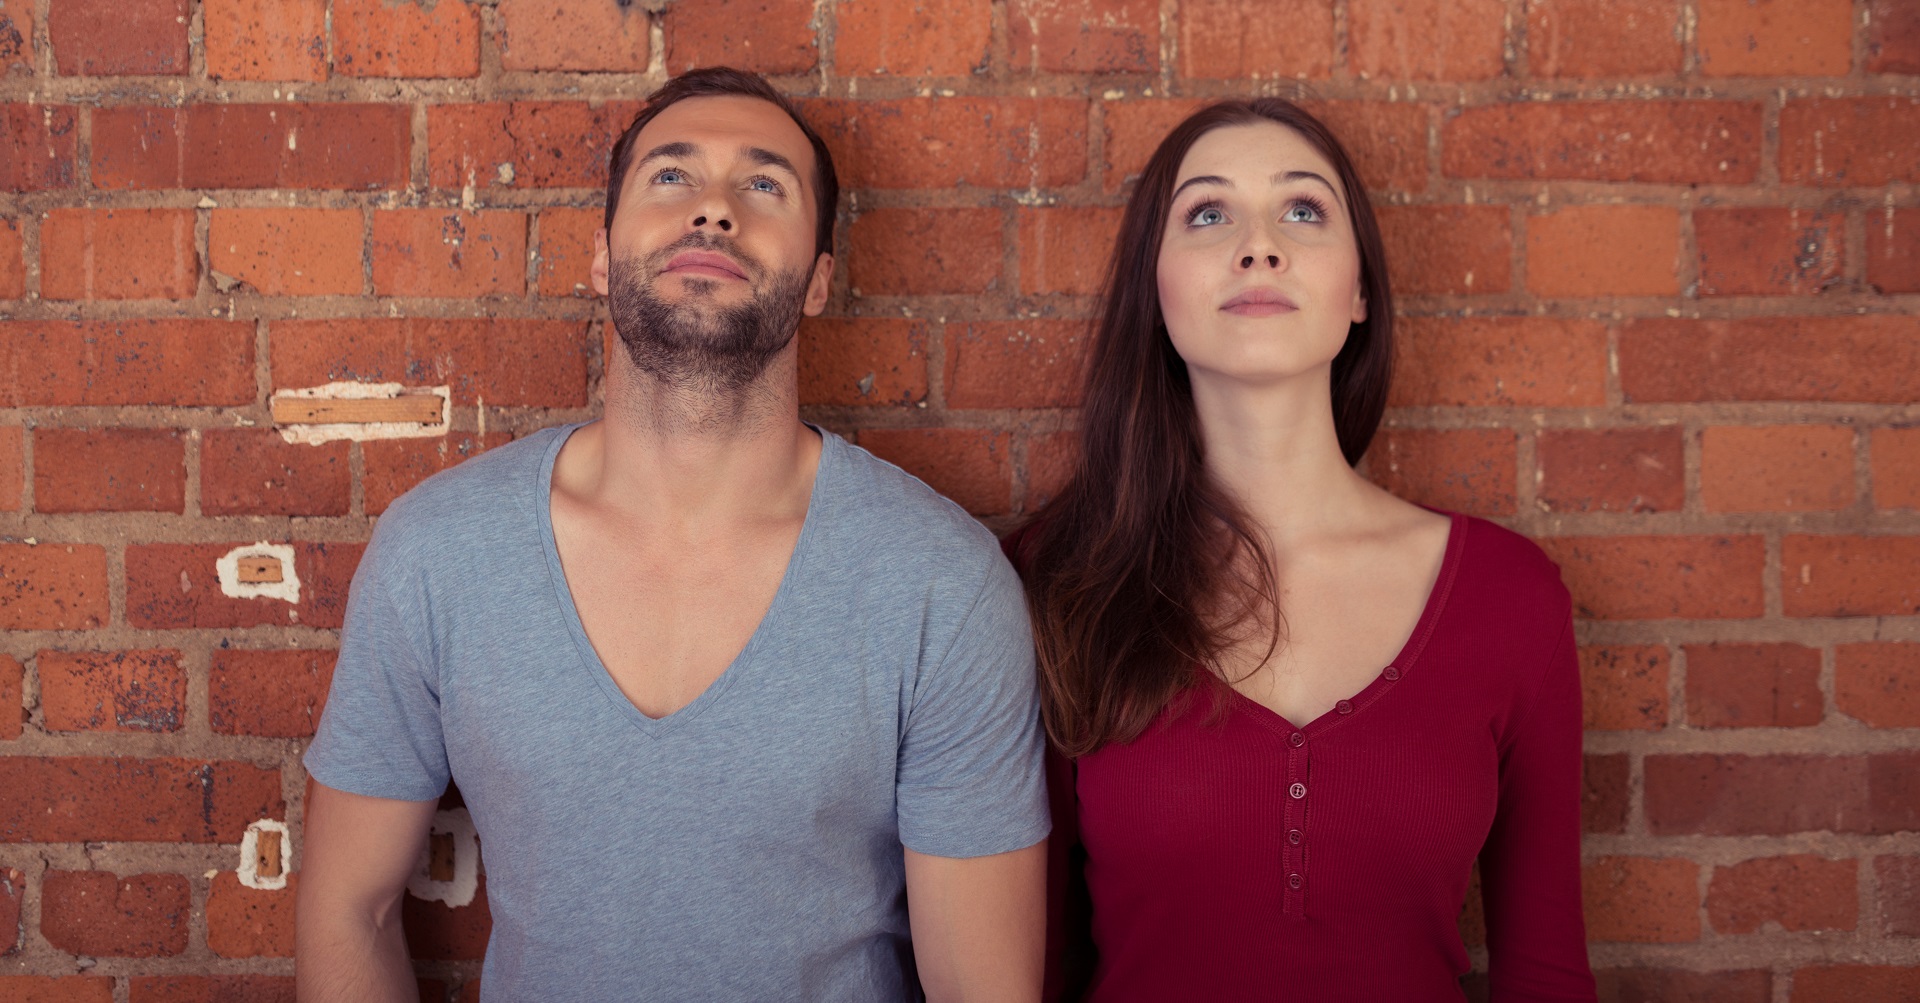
left=1043, top=746, right=1096, bottom=1002
left=1478, top=614, right=1598, bottom=1002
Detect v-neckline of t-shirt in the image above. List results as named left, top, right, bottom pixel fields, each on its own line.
left=534, top=421, right=833, bottom=740
left=1227, top=510, right=1468, bottom=741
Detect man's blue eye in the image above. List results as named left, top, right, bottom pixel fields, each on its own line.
left=656, top=169, right=686, bottom=184
left=749, top=177, right=782, bottom=193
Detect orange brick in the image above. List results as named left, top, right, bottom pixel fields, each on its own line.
left=210, top=209, right=363, bottom=296
left=1620, top=316, right=1920, bottom=403
left=428, top=101, right=631, bottom=192
left=41, top=208, right=197, bottom=300
left=1835, top=643, right=1920, bottom=728
left=1868, top=0, right=1920, bottom=74
left=1877, top=856, right=1920, bottom=936
left=48, top=0, right=187, bottom=75
left=1009, top=0, right=1156, bottom=73
left=1444, top=101, right=1762, bottom=184
left=837, top=0, right=991, bottom=75
left=271, top=318, right=589, bottom=407
left=125, top=542, right=361, bottom=631
left=1867, top=208, right=1919, bottom=294
left=1696, top=0, right=1852, bottom=77
left=496, top=0, right=649, bottom=72
left=1177, top=0, right=1334, bottom=80
left=858, top=428, right=1013, bottom=516
left=1696, top=207, right=1844, bottom=296
left=1539, top=535, right=1765, bottom=620
left=40, top=871, right=190, bottom=957
left=1780, top=98, right=1920, bottom=187
left=1685, top=643, right=1823, bottom=728
left=0, top=977, right=115, bottom=1002
left=2, top=320, right=255, bottom=407
left=796, top=317, right=929, bottom=408
left=199, top=429, right=350, bottom=517
left=1594, top=969, right=1772, bottom=1001
left=1391, top=316, right=1608, bottom=407
left=1783, top=535, right=1920, bottom=617
left=1526, top=205, right=1679, bottom=297
left=0, top=654, right=21, bottom=740
left=1025, top=430, right=1077, bottom=513
left=371, top=210, right=527, bottom=298
left=1585, top=754, right=1630, bottom=833
left=204, top=0, right=326, bottom=82
left=945, top=321, right=1085, bottom=409
left=1791, top=967, right=1920, bottom=1003
left=363, top=433, right=511, bottom=515
left=0, top=543, right=109, bottom=630
left=849, top=209, right=1004, bottom=296
left=809, top=98, right=1088, bottom=191
left=1364, top=428, right=1517, bottom=516
left=1349, top=0, right=1506, bottom=81
left=1708, top=855, right=1856, bottom=933
left=1701, top=425, right=1854, bottom=513
left=333, top=0, right=480, bottom=78
left=92, top=103, right=409, bottom=191
left=1528, top=0, right=1682, bottom=77
left=1871, top=427, right=1920, bottom=510
left=1537, top=427, right=1684, bottom=513
left=1, top=104, right=79, bottom=191
left=209, top=649, right=336, bottom=737
left=38, top=650, right=186, bottom=733
left=0, top=216, right=23, bottom=298
left=1580, top=645, right=1669, bottom=731
left=1377, top=205, right=1512, bottom=295
left=534, top=208, right=601, bottom=298
left=33, top=427, right=186, bottom=513
left=0, top=757, right=284, bottom=842
left=1018, top=207, right=1121, bottom=297
left=1582, top=856, right=1701, bottom=943
left=129, top=976, right=297, bottom=1003
left=206, top=872, right=296, bottom=958
left=0, top=1, right=31, bottom=74
left=0, top=425, right=17, bottom=512
left=663, top=0, right=815, bottom=75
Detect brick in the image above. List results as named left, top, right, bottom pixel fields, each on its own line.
left=809, top=98, right=1088, bottom=190
left=663, top=0, right=815, bottom=75
left=1102, top=99, right=1429, bottom=196
left=204, top=0, right=326, bottom=81
left=125, top=542, right=361, bottom=630
left=1458, top=867, right=1485, bottom=948
left=1708, top=855, right=1856, bottom=934
left=1526, top=206, right=1680, bottom=297
left=1874, top=428, right=1920, bottom=510
left=535, top=208, right=601, bottom=298
left=47, top=0, right=187, bottom=75
left=1364, top=428, right=1517, bottom=516
left=945, top=321, right=1085, bottom=409
left=1, top=321, right=255, bottom=407
left=1685, top=643, right=1822, bottom=729
left=0, top=865, right=17, bottom=950
left=1391, top=316, right=1608, bottom=408
left=206, top=872, right=295, bottom=958
left=428, top=102, right=630, bottom=192
left=0, top=978, right=114, bottom=1002
left=1867, top=209, right=1919, bottom=294
left=1790, top=966, right=1920, bottom=1002
left=837, top=0, right=990, bottom=75
left=1377, top=205, right=1511, bottom=295
left=1876, top=856, right=1920, bottom=936
left=0, top=1, right=30, bottom=74
left=1009, top=0, right=1156, bottom=73
left=41, top=209, right=198, bottom=300
left=200, top=429, right=349, bottom=517
left=210, top=209, right=364, bottom=296
left=364, top=433, right=511, bottom=515
left=33, top=428, right=187, bottom=513
left=1017, top=207, right=1121, bottom=296
left=1538, top=428, right=1684, bottom=513
left=858, top=428, right=1013, bottom=516
left=1867, top=0, right=1920, bottom=74
left=1619, top=316, right=1920, bottom=403
left=334, top=0, right=480, bottom=78
left=1837, top=643, right=1920, bottom=728
left=271, top=318, right=590, bottom=407
left=1701, top=425, right=1854, bottom=513
left=372, top=210, right=528, bottom=298
left=796, top=317, right=929, bottom=407
left=404, top=875, right=493, bottom=960
left=209, top=649, right=336, bottom=737
left=0, top=544, right=108, bottom=630
left=1584, top=753, right=1629, bottom=834
left=1443, top=101, right=1762, bottom=184
left=0, top=656, right=19, bottom=740
left=41, top=871, right=190, bottom=957
left=1869, top=752, right=1920, bottom=834
left=1580, top=645, right=1669, bottom=731
left=1696, top=0, right=1852, bottom=77
left=1349, top=0, right=1505, bottom=81
left=92, top=104, right=411, bottom=190
left=1527, top=0, right=1682, bottom=78
left=130, top=976, right=296, bottom=1003
left=39, top=650, right=186, bottom=733
left=1695, top=208, right=1843, bottom=296
left=849, top=209, right=1004, bottom=296
left=496, top=0, right=650, bottom=72
left=1782, top=535, right=1920, bottom=617
left=1025, top=431, right=1077, bottom=513
left=1582, top=857, right=1700, bottom=943
left=1645, top=755, right=1868, bottom=835
left=1780, top=98, right=1920, bottom=186
left=1538, top=535, right=1765, bottom=620
left=0, top=217, right=23, bottom=298
left=1177, top=0, right=1334, bottom=79
left=0, top=758, right=283, bottom=842
left=0, top=426, right=16, bottom=512
left=0, top=105, right=77, bottom=191
left=1593, top=968, right=1771, bottom=1002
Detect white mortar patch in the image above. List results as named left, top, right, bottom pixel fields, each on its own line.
left=216, top=543, right=301, bottom=603
left=238, top=819, right=291, bottom=890
left=407, top=808, right=480, bottom=908
left=273, top=381, right=451, bottom=445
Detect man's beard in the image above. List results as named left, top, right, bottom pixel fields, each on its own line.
left=607, top=232, right=810, bottom=398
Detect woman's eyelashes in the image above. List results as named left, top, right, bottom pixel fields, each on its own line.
left=1179, top=194, right=1335, bottom=228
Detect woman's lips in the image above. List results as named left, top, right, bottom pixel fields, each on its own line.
left=663, top=250, right=749, bottom=280
left=1220, top=288, right=1299, bottom=316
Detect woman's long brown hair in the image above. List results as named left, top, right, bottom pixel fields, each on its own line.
left=1017, top=99, right=1395, bottom=758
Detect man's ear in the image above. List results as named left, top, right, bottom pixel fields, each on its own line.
left=802, top=252, right=834, bottom=316
left=590, top=227, right=611, bottom=297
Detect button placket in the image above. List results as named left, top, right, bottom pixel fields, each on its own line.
left=1281, top=729, right=1310, bottom=917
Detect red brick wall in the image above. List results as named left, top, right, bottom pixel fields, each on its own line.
left=2, top=0, right=1916, bottom=998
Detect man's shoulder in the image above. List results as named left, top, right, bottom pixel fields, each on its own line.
left=361, top=427, right=564, bottom=578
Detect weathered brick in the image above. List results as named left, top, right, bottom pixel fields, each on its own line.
left=209, top=649, right=335, bottom=738
left=404, top=875, right=493, bottom=960
left=1701, top=424, right=1855, bottom=513
left=1593, top=968, right=1771, bottom=1002
left=0, top=321, right=255, bottom=407
left=1537, top=427, right=1684, bottom=513
left=0, top=977, right=115, bottom=1002
left=0, top=656, right=20, bottom=741
left=663, top=0, right=815, bottom=75
left=130, top=976, right=297, bottom=1003
left=1580, top=645, right=1669, bottom=732
left=0, top=758, right=284, bottom=842
left=210, top=209, right=364, bottom=296
left=1364, top=428, right=1517, bottom=516
left=1538, top=536, right=1765, bottom=620
left=200, top=429, right=349, bottom=517
left=0, top=1, right=30, bottom=74
left=1873, top=427, right=1920, bottom=510
left=1836, top=643, right=1920, bottom=728
left=1619, top=316, right=1920, bottom=403
left=1349, top=0, right=1505, bottom=81
left=945, top=321, right=1085, bottom=409
left=125, top=542, right=361, bottom=630
left=796, top=317, right=929, bottom=408
left=204, top=0, right=326, bottom=81
left=1780, top=98, right=1920, bottom=186
left=0, top=105, right=77, bottom=191
left=0, top=218, right=23, bottom=298
left=1025, top=431, right=1077, bottom=512
left=363, top=433, right=511, bottom=515
left=1867, top=0, right=1920, bottom=74
left=1527, top=0, right=1682, bottom=78
left=33, top=428, right=185, bottom=514
left=1443, top=102, right=1762, bottom=183
left=206, top=872, right=295, bottom=958
left=1391, top=316, right=1608, bottom=407
left=1867, top=208, right=1919, bottom=294
left=858, top=428, right=1013, bottom=516
left=1177, top=0, right=1334, bottom=79
left=0, top=544, right=108, bottom=630
left=1695, top=208, right=1843, bottom=296
left=1018, top=207, right=1121, bottom=296
left=1790, top=966, right=1920, bottom=1002
left=1875, top=855, right=1920, bottom=936
left=849, top=209, right=1004, bottom=296
left=809, top=98, right=1088, bottom=190
left=0, top=864, right=18, bottom=950
left=1708, top=855, right=1856, bottom=934
left=39, top=650, right=186, bottom=733
left=371, top=210, right=528, bottom=298
left=271, top=318, right=590, bottom=407
left=92, top=104, right=411, bottom=190
left=1582, top=857, right=1700, bottom=943
left=1103, top=99, right=1428, bottom=195
left=333, top=0, right=480, bottom=78
left=1870, top=752, right=1920, bottom=833
left=837, top=0, right=991, bottom=76
left=1009, top=0, right=1156, bottom=73
left=1526, top=206, right=1680, bottom=297
left=1645, top=755, right=1868, bottom=835
left=41, top=209, right=198, bottom=300
left=1782, top=535, right=1920, bottom=617
left=535, top=207, right=601, bottom=298
left=1696, top=0, right=1852, bottom=77
left=47, top=0, right=187, bottom=75
left=1377, top=205, right=1512, bottom=295
left=1584, top=753, right=1629, bottom=834
left=0, top=426, right=17, bottom=512
left=1685, top=643, right=1822, bottom=729
left=428, top=102, right=629, bottom=191
left=41, top=871, right=190, bottom=957
left=496, top=0, right=650, bottom=72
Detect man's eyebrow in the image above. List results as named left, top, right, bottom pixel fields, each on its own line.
left=637, top=141, right=698, bottom=164
left=1171, top=174, right=1231, bottom=199
left=745, top=146, right=801, bottom=179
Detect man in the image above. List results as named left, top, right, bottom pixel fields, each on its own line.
left=296, top=67, right=1048, bottom=1002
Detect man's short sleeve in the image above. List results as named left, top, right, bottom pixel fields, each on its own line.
left=895, top=553, right=1050, bottom=858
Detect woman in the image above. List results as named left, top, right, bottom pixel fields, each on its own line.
left=1008, top=100, right=1595, bottom=1001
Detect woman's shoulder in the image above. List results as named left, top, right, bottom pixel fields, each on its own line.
left=1443, top=512, right=1574, bottom=626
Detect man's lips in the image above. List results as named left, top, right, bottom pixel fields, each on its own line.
left=1220, top=288, right=1299, bottom=316
left=662, top=250, right=749, bottom=281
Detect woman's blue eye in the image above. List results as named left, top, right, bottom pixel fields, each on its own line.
left=1190, top=206, right=1226, bottom=226
left=1284, top=203, right=1321, bottom=222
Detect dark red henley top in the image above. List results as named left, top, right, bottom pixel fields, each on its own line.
left=1012, top=513, right=1596, bottom=1002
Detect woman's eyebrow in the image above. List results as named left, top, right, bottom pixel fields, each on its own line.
left=1274, top=170, right=1343, bottom=204
left=1171, top=174, right=1231, bottom=199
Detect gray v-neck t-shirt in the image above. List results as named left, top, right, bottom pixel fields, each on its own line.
left=304, top=424, right=1049, bottom=1001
